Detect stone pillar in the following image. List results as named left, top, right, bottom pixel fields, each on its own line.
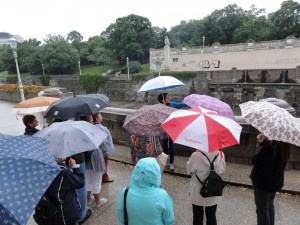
left=296, top=65, right=300, bottom=83
left=163, top=36, right=170, bottom=70
left=232, top=67, right=237, bottom=82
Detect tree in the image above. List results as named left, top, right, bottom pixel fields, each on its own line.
left=43, top=34, right=66, bottom=43
left=152, top=26, right=168, bottom=49
left=269, top=0, right=300, bottom=39
left=40, top=40, right=79, bottom=74
left=67, top=30, right=83, bottom=51
left=103, top=14, right=155, bottom=64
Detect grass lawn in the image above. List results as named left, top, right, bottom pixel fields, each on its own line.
left=0, top=71, right=8, bottom=76
left=140, top=64, right=150, bottom=73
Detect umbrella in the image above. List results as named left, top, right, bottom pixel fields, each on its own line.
left=0, top=135, right=60, bottom=225
left=34, top=120, right=108, bottom=158
left=239, top=101, right=300, bottom=146
left=12, top=96, right=61, bottom=114
left=44, top=94, right=109, bottom=120
left=161, top=106, right=242, bottom=152
left=123, top=103, right=177, bottom=137
left=183, top=94, right=235, bottom=119
left=138, top=76, right=184, bottom=92
left=258, top=97, right=296, bottom=115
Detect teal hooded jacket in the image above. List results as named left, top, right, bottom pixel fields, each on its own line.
left=117, top=157, right=175, bottom=225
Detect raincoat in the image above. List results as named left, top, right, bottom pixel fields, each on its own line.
left=187, top=150, right=226, bottom=206
left=117, top=157, right=174, bottom=225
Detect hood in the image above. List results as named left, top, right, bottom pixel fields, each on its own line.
left=130, top=157, right=161, bottom=188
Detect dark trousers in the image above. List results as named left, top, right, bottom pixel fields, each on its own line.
left=162, top=137, right=174, bottom=164
left=253, top=186, right=275, bottom=225
left=192, top=204, right=217, bottom=225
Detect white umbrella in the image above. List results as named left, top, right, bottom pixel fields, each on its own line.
left=34, top=120, right=108, bottom=158
left=138, top=76, right=184, bottom=92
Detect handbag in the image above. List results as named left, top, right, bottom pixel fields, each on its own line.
left=156, top=152, right=168, bottom=172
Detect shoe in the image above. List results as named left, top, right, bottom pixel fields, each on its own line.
left=96, top=198, right=107, bottom=208
left=78, top=209, right=92, bottom=225
left=88, top=196, right=95, bottom=206
left=103, top=179, right=114, bottom=183
left=170, top=164, right=174, bottom=171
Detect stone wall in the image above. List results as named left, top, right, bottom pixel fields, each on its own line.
left=0, top=90, right=38, bottom=102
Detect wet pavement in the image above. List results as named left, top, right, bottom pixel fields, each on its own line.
left=1, top=100, right=300, bottom=225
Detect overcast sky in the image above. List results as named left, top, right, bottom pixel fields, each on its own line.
left=2, top=0, right=285, bottom=42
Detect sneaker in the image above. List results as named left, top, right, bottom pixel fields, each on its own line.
left=88, top=196, right=95, bottom=206
left=96, top=198, right=107, bottom=208
left=170, top=164, right=174, bottom=171
left=78, top=209, right=92, bottom=225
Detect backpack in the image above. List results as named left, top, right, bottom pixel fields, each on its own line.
left=33, top=194, right=64, bottom=225
left=195, top=152, right=225, bottom=198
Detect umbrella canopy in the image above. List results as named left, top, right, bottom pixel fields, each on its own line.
left=258, top=97, right=296, bottom=115
left=161, top=106, right=242, bottom=152
left=239, top=101, right=300, bottom=146
left=138, top=76, right=184, bottom=92
left=0, top=135, right=60, bottom=225
left=123, top=103, right=177, bottom=137
left=183, top=94, right=235, bottom=119
left=44, top=94, right=109, bottom=120
left=12, top=96, right=60, bottom=114
left=34, top=120, right=108, bottom=158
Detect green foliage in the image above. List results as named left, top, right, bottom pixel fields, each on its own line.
left=40, top=75, right=50, bottom=86
left=41, top=40, right=79, bottom=75
left=81, top=64, right=119, bottom=75
left=140, top=64, right=150, bottom=73
left=0, top=71, right=8, bottom=76
left=121, top=61, right=142, bottom=74
left=5, top=75, right=18, bottom=84
left=79, top=74, right=109, bottom=93
left=131, top=73, right=148, bottom=81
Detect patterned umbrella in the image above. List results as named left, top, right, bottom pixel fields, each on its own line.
left=239, top=101, right=300, bottom=146
left=161, top=106, right=242, bottom=152
left=123, top=103, right=177, bottom=137
left=34, top=120, right=108, bottom=158
left=183, top=94, right=235, bottom=119
left=138, top=76, right=184, bottom=92
left=0, top=135, right=60, bottom=225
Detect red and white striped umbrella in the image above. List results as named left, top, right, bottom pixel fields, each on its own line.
left=161, top=106, right=242, bottom=152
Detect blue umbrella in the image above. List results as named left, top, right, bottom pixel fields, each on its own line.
left=0, top=135, right=61, bottom=225
left=0, top=133, right=11, bottom=140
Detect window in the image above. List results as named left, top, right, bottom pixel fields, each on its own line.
left=173, top=58, right=178, bottom=62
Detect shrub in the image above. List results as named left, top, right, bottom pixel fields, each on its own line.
left=79, top=74, right=109, bottom=94
left=40, top=75, right=51, bottom=86
left=121, top=61, right=142, bottom=74
left=1, top=84, right=47, bottom=93
left=6, top=75, right=18, bottom=84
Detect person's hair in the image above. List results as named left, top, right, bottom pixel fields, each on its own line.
left=78, top=115, right=90, bottom=122
left=158, top=93, right=168, bottom=103
left=270, top=140, right=291, bottom=163
left=22, top=114, right=36, bottom=126
left=92, top=112, right=101, bottom=123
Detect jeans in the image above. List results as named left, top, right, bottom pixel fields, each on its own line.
left=253, top=186, right=275, bottom=225
left=162, top=137, right=174, bottom=164
left=77, top=162, right=87, bottom=221
left=192, top=204, right=217, bottom=225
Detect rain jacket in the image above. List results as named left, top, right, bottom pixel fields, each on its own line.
left=117, top=157, right=174, bottom=225
left=187, top=150, right=226, bottom=206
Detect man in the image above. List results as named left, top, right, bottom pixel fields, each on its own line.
left=22, top=114, right=39, bottom=135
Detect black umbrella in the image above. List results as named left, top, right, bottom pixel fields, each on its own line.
left=44, top=94, right=109, bottom=120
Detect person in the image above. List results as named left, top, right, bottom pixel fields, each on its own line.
left=93, top=112, right=115, bottom=183
left=34, top=158, right=84, bottom=225
left=186, top=149, right=226, bottom=225
left=83, top=114, right=108, bottom=208
left=130, top=135, right=163, bottom=164
left=250, top=133, right=291, bottom=225
left=117, top=157, right=174, bottom=225
left=22, top=114, right=39, bottom=135
left=158, top=92, right=187, bottom=171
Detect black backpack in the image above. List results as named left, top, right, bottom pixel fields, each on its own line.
left=195, top=152, right=225, bottom=198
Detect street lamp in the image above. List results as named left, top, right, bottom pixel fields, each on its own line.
left=41, top=63, right=45, bottom=75
left=8, top=37, right=25, bottom=102
left=202, top=35, right=205, bottom=60
left=126, top=57, right=130, bottom=79
left=78, top=60, right=81, bottom=76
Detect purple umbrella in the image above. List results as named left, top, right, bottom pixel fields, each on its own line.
left=183, top=94, right=235, bottom=119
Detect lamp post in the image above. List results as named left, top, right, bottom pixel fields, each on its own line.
left=8, top=37, right=25, bottom=102
left=78, top=60, right=81, bottom=76
left=126, top=57, right=130, bottom=79
left=41, top=63, right=45, bottom=75
left=202, top=35, right=205, bottom=60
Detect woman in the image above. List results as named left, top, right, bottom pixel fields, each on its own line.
left=117, top=157, right=174, bottom=225
left=187, top=149, right=226, bottom=225
left=250, top=133, right=290, bottom=225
